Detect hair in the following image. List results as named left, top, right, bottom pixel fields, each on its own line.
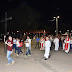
left=20, top=39, right=21, bottom=43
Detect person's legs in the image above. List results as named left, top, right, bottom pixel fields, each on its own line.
left=26, top=47, right=29, bottom=55
left=61, top=42, right=62, bottom=48
left=4, top=44, right=7, bottom=53
left=7, top=50, right=14, bottom=64
left=38, top=42, right=39, bottom=48
left=19, top=47, right=22, bottom=52
left=29, top=49, right=31, bottom=55
left=71, top=44, right=72, bottom=50
left=35, top=42, right=37, bottom=49
left=17, top=47, right=20, bottom=55
left=14, top=44, right=16, bottom=53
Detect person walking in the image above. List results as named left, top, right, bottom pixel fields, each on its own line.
left=25, top=36, right=31, bottom=57
left=35, top=36, right=40, bottom=49
left=5, top=36, right=15, bottom=65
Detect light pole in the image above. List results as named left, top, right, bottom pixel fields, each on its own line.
left=53, top=16, right=60, bottom=36
left=67, top=30, right=69, bottom=34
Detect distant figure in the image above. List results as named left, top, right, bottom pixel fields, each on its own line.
left=12, top=38, right=16, bottom=53
left=59, top=37, right=62, bottom=48
left=54, top=36, right=59, bottom=51
left=70, top=37, right=72, bottom=50
left=25, top=36, right=31, bottom=57
left=44, top=37, right=51, bottom=60
left=18, top=39, right=23, bottom=55
left=62, top=37, right=65, bottom=50
left=35, top=36, right=40, bottom=49
left=16, top=38, right=20, bottom=56
left=40, top=37, right=45, bottom=50
left=64, top=35, right=70, bottom=53
left=5, top=36, right=15, bottom=65
left=33, top=36, right=35, bottom=43
left=4, top=35, right=7, bottom=53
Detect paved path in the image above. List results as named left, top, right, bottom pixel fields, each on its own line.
left=0, top=42, right=72, bottom=72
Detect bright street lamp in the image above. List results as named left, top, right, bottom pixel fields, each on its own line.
left=53, top=16, right=60, bottom=36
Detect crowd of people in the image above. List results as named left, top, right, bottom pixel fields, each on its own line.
left=4, top=33, right=72, bottom=65
left=34, top=35, right=72, bottom=60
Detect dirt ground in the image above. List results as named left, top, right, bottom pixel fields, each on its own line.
left=0, top=42, right=72, bottom=72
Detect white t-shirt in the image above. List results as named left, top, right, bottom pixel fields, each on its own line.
left=54, top=38, right=59, bottom=44
left=25, top=39, right=31, bottom=47
left=13, top=39, right=16, bottom=44
left=70, top=39, right=72, bottom=44
left=16, top=40, right=20, bottom=47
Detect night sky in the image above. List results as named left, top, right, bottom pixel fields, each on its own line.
left=0, top=0, right=72, bottom=34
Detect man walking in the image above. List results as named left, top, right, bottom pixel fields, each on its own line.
left=64, top=35, right=70, bottom=53
left=54, top=36, right=59, bottom=51
left=35, top=36, right=40, bottom=49
left=5, top=36, right=15, bottom=65
left=44, top=37, right=51, bottom=60
left=25, top=36, right=31, bottom=57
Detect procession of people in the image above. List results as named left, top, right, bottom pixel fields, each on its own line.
left=3, top=32, right=72, bottom=65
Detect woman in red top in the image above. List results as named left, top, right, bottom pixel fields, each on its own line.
left=18, top=39, right=23, bottom=55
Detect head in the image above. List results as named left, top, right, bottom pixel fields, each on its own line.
left=46, top=37, right=49, bottom=41
left=37, top=36, right=38, bottom=38
left=55, top=36, right=58, bottom=38
left=67, top=35, right=69, bottom=38
left=27, top=36, right=30, bottom=39
left=8, top=36, right=12, bottom=41
left=16, top=38, right=19, bottom=41
left=13, top=38, right=15, bottom=40
left=20, top=39, right=22, bottom=43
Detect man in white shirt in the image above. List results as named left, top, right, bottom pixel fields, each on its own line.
left=25, top=36, right=31, bottom=57
left=53, top=36, right=59, bottom=51
left=44, top=37, right=51, bottom=60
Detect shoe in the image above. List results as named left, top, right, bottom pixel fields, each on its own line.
left=12, top=60, right=15, bottom=65
left=25, top=55, right=27, bottom=57
left=44, top=58, right=47, bottom=60
left=17, top=54, right=18, bottom=56
left=28, top=55, right=31, bottom=56
left=6, top=63, right=10, bottom=66
left=48, top=55, right=51, bottom=58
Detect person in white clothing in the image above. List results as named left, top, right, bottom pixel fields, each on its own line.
left=25, top=36, right=31, bottom=57
left=62, top=38, right=65, bottom=50
left=44, top=37, right=51, bottom=60
left=53, top=36, right=59, bottom=51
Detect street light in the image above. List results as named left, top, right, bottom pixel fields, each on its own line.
left=67, top=30, right=69, bottom=34
left=53, top=16, right=60, bottom=36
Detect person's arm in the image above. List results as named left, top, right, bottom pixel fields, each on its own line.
left=5, top=41, right=13, bottom=47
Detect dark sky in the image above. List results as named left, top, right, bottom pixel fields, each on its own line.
left=0, top=0, right=72, bottom=34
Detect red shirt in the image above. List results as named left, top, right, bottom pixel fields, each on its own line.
left=19, top=42, right=23, bottom=47
left=7, top=40, right=13, bottom=51
left=45, top=37, right=46, bottom=41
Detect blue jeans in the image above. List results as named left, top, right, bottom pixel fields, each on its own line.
left=18, top=47, right=23, bottom=55
left=59, top=42, right=62, bottom=48
left=12, top=44, right=16, bottom=53
left=26, top=47, right=31, bottom=55
left=7, top=50, right=14, bottom=64
left=70, top=44, right=72, bottom=49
